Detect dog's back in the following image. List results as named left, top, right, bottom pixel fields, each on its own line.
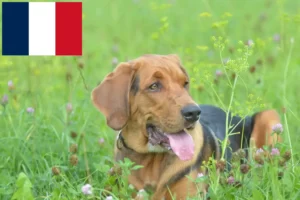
left=199, top=104, right=281, bottom=161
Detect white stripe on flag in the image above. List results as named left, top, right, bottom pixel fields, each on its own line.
left=29, top=2, right=55, bottom=56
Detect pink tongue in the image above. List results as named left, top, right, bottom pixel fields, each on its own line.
left=165, top=131, right=195, bottom=161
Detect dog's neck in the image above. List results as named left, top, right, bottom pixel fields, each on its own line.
left=119, top=122, right=151, bottom=153
left=114, top=122, right=206, bottom=197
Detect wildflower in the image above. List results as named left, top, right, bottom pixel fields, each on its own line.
left=228, top=47, right=235, bottom=54
left=266, top=55, right=275, bottom=64
left=65, top=72, right=72, bottom=82
left=216, top=159, right=226, bottom=172
left=222, top=58, right=230, bottom=65
left=197, top=173, right=204, bottom=178
left=278, top=159, right=286, bottom=167
left=69, top=144, right=78, bottom=153
left=259, top=13, right=267, bottom=21
left=273, top=34, right=280, bottom=42
left=256, top=78, right=262, bottom=85
left=112, top=44, right=119, bottom=53
left=227, top=176, right=235, bottom=184
left=136, top=189, right=146, bottom=199
left=199, top=12, right=212, bottom=17
left=196, top=46, right=209, bottom=51
left=278, top=171, right=284, bottom=180
left=26, top=107, right=35, bottom=114
left=272, top=123, right=283, bottom=134
left=81, top=184, right=92, bottom=195
left=222, top=12, right=232, bottom=18
left=70, top=131, right=77, bottom=138
left=236, top=149, right=246, bottom=159
left=70, top=154, right=78, bottom=166
left=8, top=80, right=14, bottom=90
left=240, top=164, right=250, bottom=174
left=128, top=184, right=135, bottom=190
left=254, top=154, right=264, bottom=165
left=283, top=151, right=291, bottom=161
left=233, top=181, right=242, bottom=188
left=99, top=138, right=105, bottom=145
left=52, top=166, right=60, bottom=176
left=246, top=39, right=254, bottom=46
left=108, top=166, right=121, bottom=176
left=197, top=84, right=205, bottom=92
left=231, top=163, right=238, bottom=170
left=256, top=59, right=263, bottom=65
left=215, top=69, right=223, bottom=77
left=249, top=65, right=256, bottom=73
left=108, top=167, right=114, bottom=175
left=105, top=196, right=113, bottom=200
left=214, top=79, right=219, bottom=85
left=231, top=152, right=240, bottom=162
left=112, top=57, right=119, bottom=66
left=77, top=57, right=84, bottom=69
left=212, top=21, right=228, bottom=29
left=1, top=94, right=8, bottom=107
left=231, top=73, right=236, bottom=80
left=66, top=103, right=73, bottom=113
left=256, top=148, right=264, bottom=155
left=270, top=148, right=280, bottom=156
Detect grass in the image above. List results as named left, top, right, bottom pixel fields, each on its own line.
left=1, top=0, right=300, bottom=199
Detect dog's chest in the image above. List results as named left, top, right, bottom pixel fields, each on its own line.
left=128, top=168, right=159, bottom=191
left=127, top=154, right=173, bottom=191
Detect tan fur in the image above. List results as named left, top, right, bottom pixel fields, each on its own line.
left=91, top=62, right=135, bottom=130
left=92, top=55, right=210, bottom=199
left=91, top=54, right=280, bottom=199
left=118, top=123, right=204, bottom=199
left=251, top=110, right=282, bottom=148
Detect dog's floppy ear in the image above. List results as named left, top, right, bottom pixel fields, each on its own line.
left=251, top=109, right=282, bottom=148
left=91, top=62, right=135, bottom=131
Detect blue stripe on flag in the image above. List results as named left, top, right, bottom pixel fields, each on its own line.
left=2, top=2, right=29, bottom=55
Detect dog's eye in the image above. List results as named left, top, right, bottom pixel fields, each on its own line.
left=148, top=82, right=160, bottom=92
left=184, top=81, right=189, bottom=88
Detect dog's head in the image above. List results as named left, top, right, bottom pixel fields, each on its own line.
left=92, top=54, right=201, bottom=160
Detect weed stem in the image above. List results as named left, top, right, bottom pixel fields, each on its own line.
left=221, top=75, right=238, bottom=159
left=282, top=38, right=294, bottom=170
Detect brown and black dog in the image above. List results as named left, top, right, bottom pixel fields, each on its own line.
left=91, top=54, right=281, bottom=199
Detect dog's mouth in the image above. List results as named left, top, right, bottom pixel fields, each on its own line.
left=146, top=124, right=195, bottom=161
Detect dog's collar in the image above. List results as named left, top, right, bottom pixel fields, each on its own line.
left=116, top=131, right=134, bottom=151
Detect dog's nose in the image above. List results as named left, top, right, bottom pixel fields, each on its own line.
left=181, top=105, right=201, bottom=123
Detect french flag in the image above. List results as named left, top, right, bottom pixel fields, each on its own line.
left=2, top=2, right=82, bottom=56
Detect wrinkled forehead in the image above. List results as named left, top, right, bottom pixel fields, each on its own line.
left=132, top=55, right=188, bottom=82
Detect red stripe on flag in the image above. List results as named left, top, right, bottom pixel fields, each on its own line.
left=55, top=2, right=82, bottom=56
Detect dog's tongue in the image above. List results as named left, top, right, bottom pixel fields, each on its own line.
left=165, top=131, right=194, bottom=161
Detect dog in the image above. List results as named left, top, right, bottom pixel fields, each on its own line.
left=91, top=54, right=281, bottom=199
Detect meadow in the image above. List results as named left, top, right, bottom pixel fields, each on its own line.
left=1, top=0, right=300, bottom=199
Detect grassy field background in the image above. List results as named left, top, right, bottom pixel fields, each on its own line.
left=1, top=0, right=300, bottom=199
